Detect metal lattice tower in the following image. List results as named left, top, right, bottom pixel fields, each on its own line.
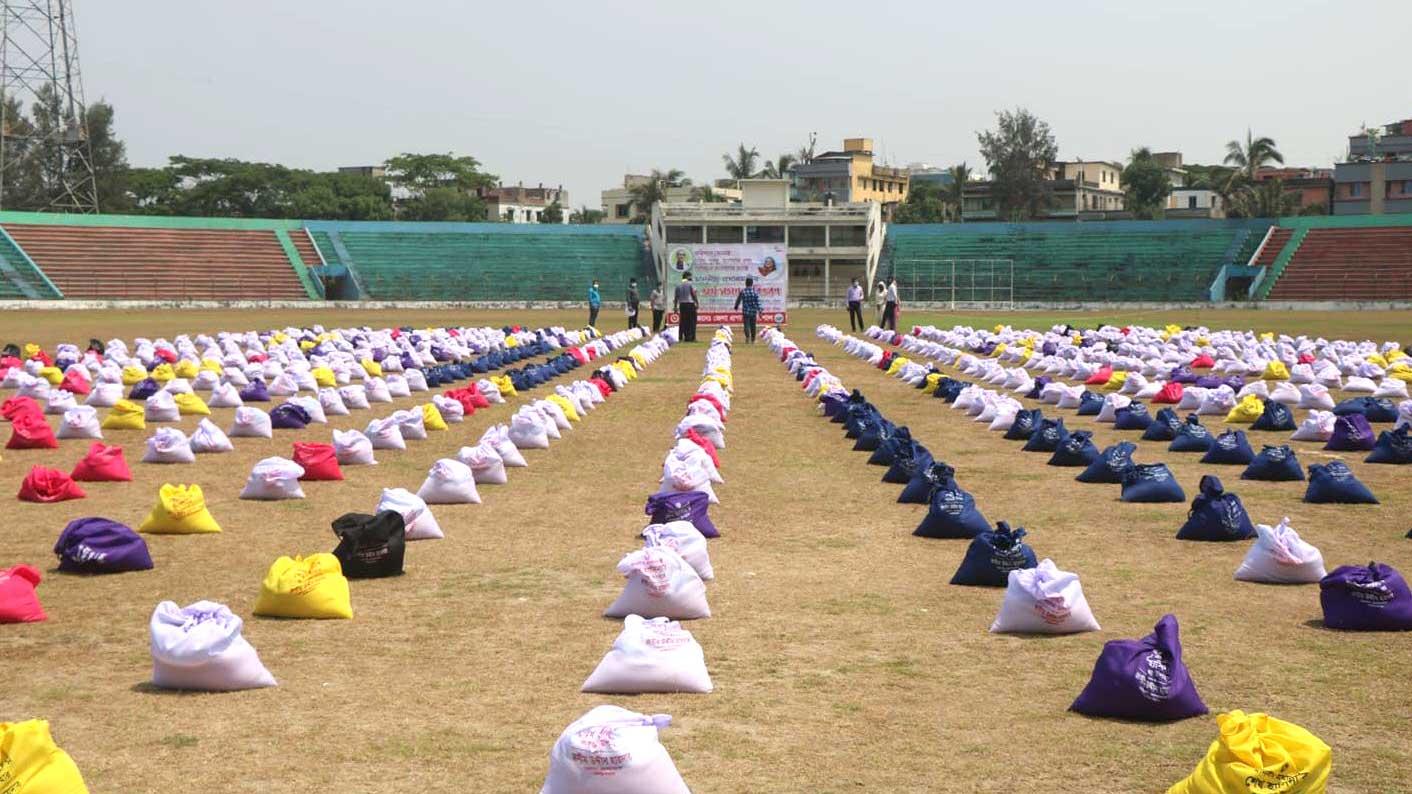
left=0, top=0, right=98, bottom=212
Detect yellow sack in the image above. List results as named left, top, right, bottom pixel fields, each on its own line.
left=504, top=335, right=519, bottom=348
left=138, top=484, right=221, bottom=535
left=121, top=364, right=148, bottom=385
left=173, top=393, right=211, bottom=416
left=38, top=366, right=63, bottom=385
left=312, top=367, right=336, bottom=388
left=546, top=394, right=580, bottom=423
left=1386, top=349, right=1407, bottom=363
left=360, top=358, right=382, bottom=378
left=1167, top=710, right=1330, bottom=794
left=272, top=332, right=288, bottom=344
left=173, top=359, right=199, bottom=379
left=1366, top=352, right=1388, bottom=368
left=0, top=719, right=88, bottom=793
left=1225, top=394, right=1265, bottom=424
left=1102, top=371, right=1129, bottom=391
left=253, top=554, right=352, bottom=619
left=490, top=374, right=517, bottom=397
left=1259, top=331, right=1275, bottom=342
left=22, top=342, right=40, bottom=359
left=299, top=339, right=316, bottom=352
left=1196, top=335, right=1210, bottom=347
left=421, top=402, right=448, bottom=431
left=629, top=350, right=648, bottom=369
left=885, top=356, right=910, bottom=376
left=101, top=400, right=146, bottom=430
left=1261, top=360, right=1290, bottom=381
left=1388, top=362, right=1412, bottom=383
left=709, top=367, right=734, bottom=390
left=149, top=363, right=174, bottom=383
left=990, top=343, right=1007, bottom=358
left=200, top=358, right=224, bottom=374
left=613, top=361, right=637, bottom=382
left=922, top=373, right=943, bottom=395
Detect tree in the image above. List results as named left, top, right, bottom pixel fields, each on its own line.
left=1120, top=147, right=1172, bottom=220
left=398, top=187, right=484, bottom=221
left=796, top=132, right=817, bottom=166
left=944, top=163, right=971, bottom=222
left=892, top=181, right=948, bottom=224
left=84, top=101, right=130, bottom=212
left=627, top=168, right=690, bottom=223
left=721, top=143, right=759, bottom=181
left=977, top=108, right=1058, bottom=220
left=384, top=152, right=496, bottom=193
left=569, top=205, right=605, bottom=224
left=125, top=156, right=393, bottom=220
left=689, top=185, right=726, bottom=202
left=539, top=201, right=564, bottom=223
left=1223, top=130, right=1283, bottom=184
left=1230, top=178, right=1297, bottom=219
left=759, top=153, right=796, bottom=180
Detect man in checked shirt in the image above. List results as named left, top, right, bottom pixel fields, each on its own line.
left=733, top=276, right=762, bottom=344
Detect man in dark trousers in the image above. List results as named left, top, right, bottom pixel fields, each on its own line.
left=733, top=276, right=761, bottom=344
left=626, top=278, right=640, bottom=329
left=649, top=283, right=666, bottom=332
left=587, top=279, right=601, bottom=328
left=882, top=276, right=899, bottom=331
left=674, top=272, right=698, bottom=342
left=846, top=277, right=865, bottom=331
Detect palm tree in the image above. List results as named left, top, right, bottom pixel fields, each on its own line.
left=689, top=185, right=726, bottom=203
left=759, top=153, right=796, bottom=180
left=944, top=163, right=971, bottom=222
left=627, top=168, right=691, bottom=223
left=1223, top=130, right=1283, bottom=183
left=796, top=132, right=817, bottom=166
left=721, top=144, right=760, bottom=181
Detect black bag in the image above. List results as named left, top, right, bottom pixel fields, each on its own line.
left=332, top=510, right=406, bottom=578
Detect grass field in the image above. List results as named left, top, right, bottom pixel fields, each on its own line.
left=2, top=307, right=1410, bottom=792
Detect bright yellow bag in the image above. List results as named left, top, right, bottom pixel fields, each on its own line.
left=1261, top=360, right=1290, bottom=381
left=1259, top=331, right=1275, bottom=342
left=1388, top=362, right=1412, bottom=383
left=173, top=393, right=211, bottom=416
left=490, top=374, right=516, bottom=397
left=200, top=358, right=224, bottom=374
left=885, top=356, right=910, bottom=376
left=546, top=394, right=580, bottom=423
left=990, top=343, right=1007, bottom=358
left=1386, top=349, right=1407, bottom=363
left=173, top=359, right=199, bottom=379
left=1102, top=370, right=1129, bottom=391
left=1366, top=352, right=1388, bottom=368
left=101, top=400, right=146, bottom=430
left=421, top=402, right=448, bottom=431
left=1226, top=394, right=1265, bottom=424
left=138, top=484, right=221, bottom=535
left=504, top=335, right=520, bottom=348
left=629, top=350, right=648, bottom=369
left=922, top=373, right=943, bottom=395
left=38, top=366, right=63, bottom=385
left=360, top=358, right=382, bottom=378
left=148, top=363, right=174, bottom=383
left=253, top=554, right=352, bottom=619
left=613, top=360, right=637, bottom=382
left=21, top=342, right=40, bottom=359
left=0, top=719, right=87, bottom=793
left=120, top=364, right=147, bottom=385
left=1167, top=710, right=1330, bottom=794
left=312, top=367, right=336, bottom=388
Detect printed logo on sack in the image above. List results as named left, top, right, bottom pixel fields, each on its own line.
left=1188, top=425, right=1209, bottom=438
left=70, top=543, right=108, bottom=564
left=1244, top=766, right=1308, bottom=792
left=1327, top=464, right=1353, bottom=481
left=570, top=726, right=630, bottom=776
left=1142, top=467, right=1170, bottom=482
left=989, top=545, right=1030, bottom=573
left=1033, top=596, right=1072, bottom=625
left=1134, top=650, right=1174, bottom=702
left=642, top=623, right=692, bottom=651
left=1348, top=581, right=1394, bottom=609
left=1218, top=500, right=1245, bottom=536
left=1265, top=446, right=1289, bottom=461
left=938, top=490, right=968, bottom=516
left=634, top=555, right=674, bottom=597
left=1217, top=435, right=1237, bottom=450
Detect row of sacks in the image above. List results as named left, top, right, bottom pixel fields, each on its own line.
left=539, top=331, right=730, bottom=793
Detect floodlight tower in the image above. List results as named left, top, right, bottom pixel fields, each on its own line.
left=0, top=0, right=98, bottom=212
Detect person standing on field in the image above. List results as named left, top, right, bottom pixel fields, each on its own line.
left=587, top=280, right=601, bottom=328
left=649, top=283, right=666, bottom=333
left=626, top=278, right=641, bottom=330
left=846, top=277, right=865, bottom=331
left=733, top=276, right=761, bottom=344
left=882, top=276, right=900, bottom=331
left=674, top=272, right=699, bottom=342
left=873, top=280, right=887, bottom=326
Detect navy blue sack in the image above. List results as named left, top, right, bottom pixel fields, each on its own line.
left=1114, top=403, right=1154, bottom=431
left=1168, top=414, right=1213, bottom=452
left=820, top=392, right=849, bottom=420
left=834, top=390, right=868, bottom=424
left=1077, top=391, right=1105, bottom=416
left=1022, top=417, right=1069, bottom=452
left=1251, top=399, right=1296, bottom=431
left=868, top=425, right=913, bottom=466
left=1304, top=461, right=1379, bottom=504
left=1121, top=463, right=1186, bottom=503
left=854, top=417, right=893, bottom=452
left=1176, top=475, right=1255, bottom=541
left=937, top=379, right=967, bottom=402
left=899, top=460, right=956, bottom=504
left=884, top=447, right=932, bottom=485
left=949, top=521, right=1038, bottom=586
left=1025, top=377, right=1051, bottom=399
left=1077, top=441, right=1137, bottom=483
left=1004, top=409, right=1043, bottom=441
left=1333, top=397, right=1398, bottom=423
left=843, top=403, right=880, bottom=437
left=1200, top=430, right=1255, bottom=465
left=1142, top=407, right=1182, bottom=441
left=1365, top=426, right=1412, bottom=465
left=914, top=470, right=991, bottom=539
left=1241, top=445, right=1305, bottom=481
left=1048, top=430, right=1101, bottom=467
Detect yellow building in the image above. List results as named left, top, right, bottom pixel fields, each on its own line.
left=792, top=138, right=909, bottom=209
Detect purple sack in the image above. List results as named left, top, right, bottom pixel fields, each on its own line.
left=1193, top=375, right=1224, bottom=389
left=128, top=378, right=160, bottom=400
left=52, top=516, right=153, bottom=574
left=269, top=402, right=311, bottom=429
left=239, top=380, right=271, bottom=402
left=645, top=491, right=718, bottom=538
left=1319, top=563, right=1412, bottom=631
left=1070, top=614, right=1208, bottom=721
left=1324, top=413, right=1375, bottom=451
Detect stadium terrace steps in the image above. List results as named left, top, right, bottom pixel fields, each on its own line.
left=288, top=229, right=323, bottom=269
left=1267, top=227, right=1412, bottom=300
left=1252, top=228, right=1292, bottom=267
left=2, top=223, right=310, bottom=300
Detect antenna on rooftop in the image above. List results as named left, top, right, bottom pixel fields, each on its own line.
left=0, top=0, right=99, bottom=212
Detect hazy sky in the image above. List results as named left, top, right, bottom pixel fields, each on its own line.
left=82, top=1, right=1408, bottom=208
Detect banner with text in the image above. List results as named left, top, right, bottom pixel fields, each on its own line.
left=665, top=243, right=788, bottom=325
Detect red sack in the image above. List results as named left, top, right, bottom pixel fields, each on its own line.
left=246, top=352, right=267, bottom=363
left=18, top=465, right=86, bottom=503
left=567, top=347, right=590, bottom=365
left=466, top=389, right=490, bottom=410
left=1298, top=353, right=1316, bottom=364
left=685, top=428, right=721, bottom=469
left=0, top=355, right=21, bottom=371
left=7, top=412, right=58, bottom=449
left=688, top=393, right=727, bottom=422
left=71, top=442, right=133, bottom=482
left=891, top=333, right=903, bottom=346
left=2, top=395, right=42, bottom=422
left=0, top=564, right=46, bottom=623
left=153, top=348, right=178, bottom=363
left=59, top=368, right=92, bottom=395
left=1189, top=353, right=1215, bottom=369
left=293, top=441, right=344, bottom=481
left=778, top=345, right=797, bottom=363
left=1151, top=381, right=1184, bottom=404
left=589, top=377, right=612, bottom=398
left=1084, top=366, right=1114, bottom=385
left=444, top=387, right=486, bottom=413
left=27, top=349, right=53, bottom=366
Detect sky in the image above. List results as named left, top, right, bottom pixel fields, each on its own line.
left=81, top=0, right=1409, bottom=209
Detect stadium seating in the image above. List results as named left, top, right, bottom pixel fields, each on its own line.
left=1267, top=226, right=1412, bottom=301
